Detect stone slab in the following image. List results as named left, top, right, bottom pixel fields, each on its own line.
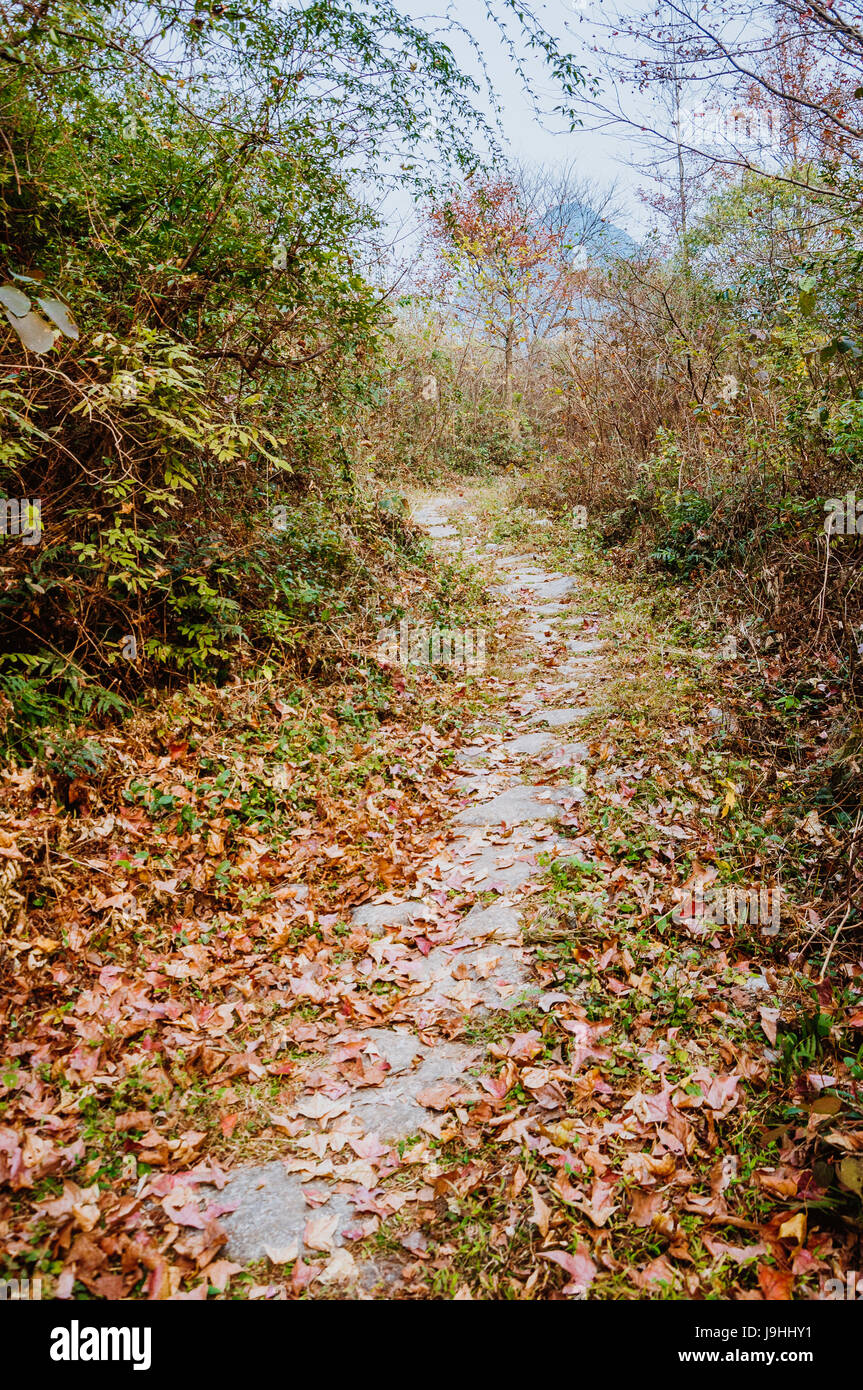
left=351, top=901, right=435, bottom=932
left=454, top=785, right=580, bottom=826
left=528, top=706, right=594, bottom=728
left=456, top=901, right=522, bottom=940
left=499, top=732, right=557, bottom=757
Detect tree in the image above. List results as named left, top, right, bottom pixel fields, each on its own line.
left=426, top=175, right=581, bottom=434
left=574, top=0, right=863, bottom=207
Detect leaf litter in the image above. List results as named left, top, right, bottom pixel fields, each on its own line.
left=2, top=490, right=863, bottom=1300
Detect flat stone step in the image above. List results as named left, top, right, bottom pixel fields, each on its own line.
left=566, top=639, right=605, bottom=656
left=446, top=831, right=575, bottom=890
left=455, top=743, right=495, bottom=765
left=220, top=1166, right=355, bottom=1264
left=499, top=732, right=557, bottom=756
left=406, top=940, right=534, bottom=1011
left=529, top=707, right=595, bottom=727
left=454, top=784, right=582, bottom=826
left=351, top=901, right=435, bottom=932
left=219, top=1036, right=480, bottom=1263
left=525, top=619, right=561, bottom=643
left=539, top=740, right=589, bottom=767
left=456, top=901, right=522, bottom=940
left=528, top=576, right=577, bottom=601
left=495, top=553, right=543, bottom=567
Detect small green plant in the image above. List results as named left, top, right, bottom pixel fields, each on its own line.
left=41, top=734, right=106, bottom=781
left=777, top=1012, right=832, bottom=1080
left=649, top=493, right=724, bottom=576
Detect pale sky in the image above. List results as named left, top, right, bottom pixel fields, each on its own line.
left=378, top=0, right=780, bottom=257
left=390, top=0, right=653, bottom=240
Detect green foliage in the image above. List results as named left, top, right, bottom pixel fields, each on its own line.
left=41, top=734, right=106, bottom=782
left=649, top=494, right=724, bottom=576
left=0, top=654, right=126, bottom=758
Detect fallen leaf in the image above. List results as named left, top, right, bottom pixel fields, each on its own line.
left=529, top=1185, right=551, bottom=1238
left=316, top=1248, right=357, bottom=1285
left=416, top=1081, right=460, bottom=1110
left=778, top=1212, right=806, bottom=1245
left=538, top=1247, right=596, bottom=1296
left=304, top=1211, right=339, bottom=1253
left=264, top=1240, right=299, bottom=1265
left=630, top=1190, right=664, bottom=1228
left=758, top=1264, right=794, bottom=1300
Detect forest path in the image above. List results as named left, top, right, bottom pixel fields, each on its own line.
left=217, top=489, right=609, bottom=1292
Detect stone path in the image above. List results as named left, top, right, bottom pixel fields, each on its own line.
left=218, top=493, right=611, bottom=1288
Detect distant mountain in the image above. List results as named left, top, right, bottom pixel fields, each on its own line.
left=547, top=199, right=637, bottom=264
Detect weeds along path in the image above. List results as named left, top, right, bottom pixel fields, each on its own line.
left=218, top=491, right=611, bottom=1293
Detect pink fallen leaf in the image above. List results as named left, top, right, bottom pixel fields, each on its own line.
left=539, top=1247, right=597, bottom=1296
left=478, top=1073, right=511, bottom=1099
left=348, top=1187, right=389, bottom=1216
left=633, top=1255, right=678, bottom=1291
left=530, top=1185, right=551, bottom=1238
left=160, top=1195, right=207, bottom=1229
left=630, top=1190, right=664, bottom=1228
left=759, top=1007, right=780, bottom=1044
left=624, top=1088, right=673, bottom=1124
left=290, top=1260, right=316, bottom=1291
left=573, top=1179, right=618, bottom=1228
left=416, top=1081, right=460, bottom=1110
left=348, top=1133, right=390, bottom=1160
left=702, top=1073, right=740, bottom=1115
left=202, top=1259, right=243, bottom=1291
left=506, top=1031, right=543, bottom=1060
left=304, top=1210, right=339, bottom=1252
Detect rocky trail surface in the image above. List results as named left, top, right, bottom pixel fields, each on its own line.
left=219, top=493, right=611, bottom=1290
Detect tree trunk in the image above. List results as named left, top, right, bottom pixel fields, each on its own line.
left=504, top=319, right=519, bottom=439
